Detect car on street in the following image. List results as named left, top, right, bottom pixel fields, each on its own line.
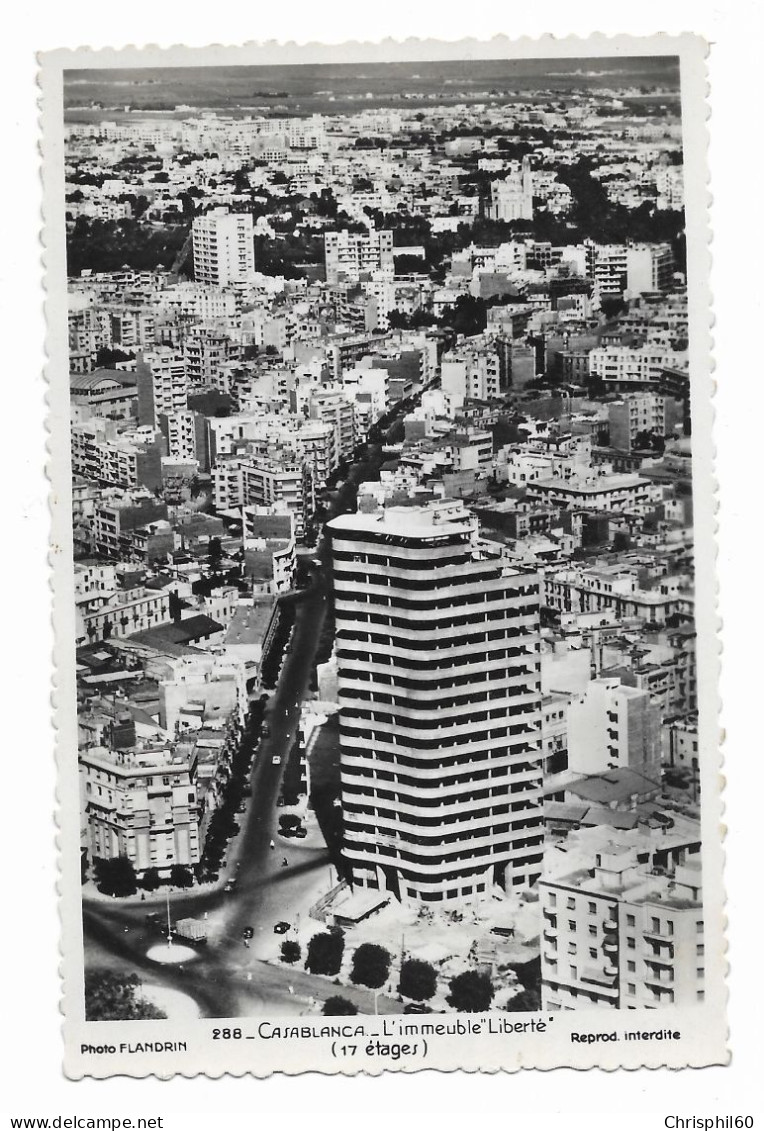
left=274, top=921, right=290, bottom=934
left=295, top=826, right=307, bottom=839
left=262, top=722, right=270, bottom=737
left=224, top=878, right=237, bottom=893
left=242, top=926, right=254, bottom=940
left=272, top=755, right=282, bottom=765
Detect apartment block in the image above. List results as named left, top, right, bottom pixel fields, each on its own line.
left=608, top=393, right=682, bottom=451
left=309, top=387, right=356, bottom=460
left=70, top=419, right=164, bottom=492
left=80, top=744, right=202, bottom=874
left=593, top=243, right=675, bottom=300
left=158, top=409, right=209, bottom=470
left=136, top=349, right=188, bottom=427
left=567, top=676, right=661, bottom=778
left=192, top=208, right=255, bottom=287
left=540, top=827, right=704, bottom=1010
left=76, top=586, right=172, bottom=645
left=589, top=345, right=688, bottom=389
left=441, top=348, right=502, bottom=401
left=328, top=503, right=544, bottom=904
left=324, top=230, right=394, bottom=284
left=213, top=454, right=310, bottom=538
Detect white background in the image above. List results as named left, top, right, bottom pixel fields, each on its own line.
left=2, top=1, right=761, bottom=1125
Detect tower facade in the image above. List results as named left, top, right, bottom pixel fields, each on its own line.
left=328, top=503, right=544, bottom=904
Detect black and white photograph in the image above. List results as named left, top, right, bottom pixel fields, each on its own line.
left=39, top=33, right=726, bottom=1077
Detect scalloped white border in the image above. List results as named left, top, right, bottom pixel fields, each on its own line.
left=39, top=32, right=725, bottom=1079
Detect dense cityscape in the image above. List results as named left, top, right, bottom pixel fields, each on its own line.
left=64, top=58, right=703, bottom=1023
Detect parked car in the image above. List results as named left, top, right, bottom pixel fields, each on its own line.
left=224, top=878, right=237, bottom=893
left=272, top=755, right=282, bottom=766
left=295, top=826, right=307, bottom=839
left=242, top=926, right=254, bottom=940
left=274, top=921, right=290, bottom=934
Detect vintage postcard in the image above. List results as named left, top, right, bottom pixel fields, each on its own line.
left=40, top=33, right=725, bottom=1078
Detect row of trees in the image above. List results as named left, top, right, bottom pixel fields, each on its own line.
left=196, top=705, right=261, bottom=882
left=316, top=968, right=532, bottom=1016
left=296, top=931, right=540, bottom=1013
left=92, top=855, right=194, bottom=898
left=66, top=216, right=191, bottom=276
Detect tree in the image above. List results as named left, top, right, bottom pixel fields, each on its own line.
left=322, top=996, right=358, bottom=1016
left=600, top=295, right=626, bottom=319
left=207, top=537, right=223, bottom=568
left=169, top=864, right=194, bottom=889
left=350, top=943, right=391, bottom=989
left=446, top=970, right=495, bottom=1013
left=85, top=971, right=166, bottom=1021
left=95, top=346, right=134, bottom=367
left=305, top=930, right=345, bottom=976
left=612, top=531, right=631, bottom=552
left=442, top=294, right=487, bottom=337
left=506, top=987, right=541, bottom=1012
left=94, top=855, right=137, bottom=897
left=140, top=866, right=161, bottom=892
left=398, top=957, right=438, bottom=1002
left=280, top=939, right=302, bottom=965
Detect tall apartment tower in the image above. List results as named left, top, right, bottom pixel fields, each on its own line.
left=328, top=502, right=544, bottom=905
left=192, top=209, right=255, bottom=288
